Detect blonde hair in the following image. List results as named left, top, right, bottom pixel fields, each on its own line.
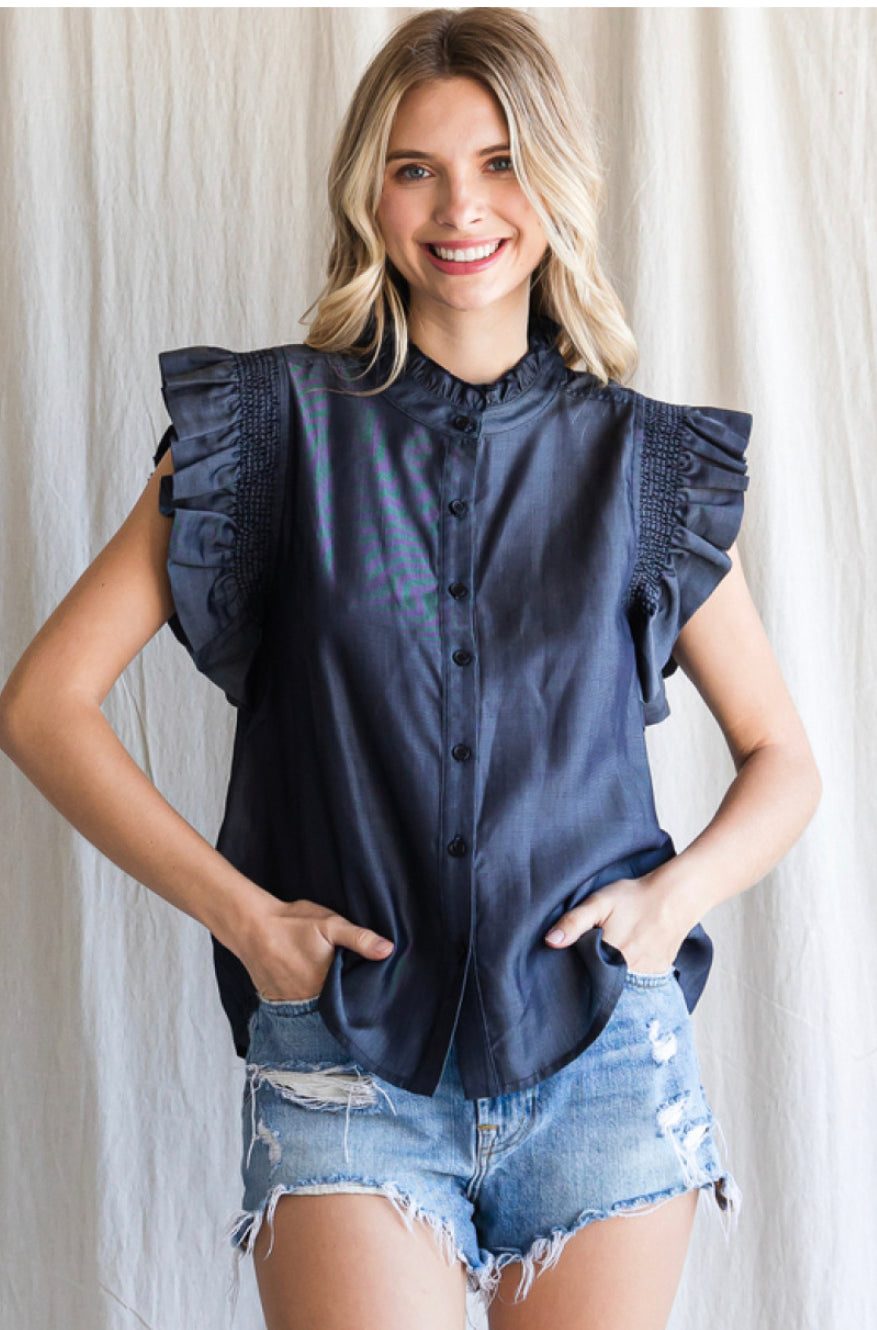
left=302, top=6, right=638, bottom=394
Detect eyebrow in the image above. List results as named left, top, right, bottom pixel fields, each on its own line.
left=385, top=143, right=510, bottom=163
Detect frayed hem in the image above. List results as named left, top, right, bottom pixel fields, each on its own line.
left=467, top=1171, right=743, bottom=1313
left=701, top=1112, right=744, bottom=1242
left=220, top=1177, right=479, bottom=1325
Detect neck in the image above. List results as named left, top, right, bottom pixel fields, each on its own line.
left=405, top=300, right=537, bottom=386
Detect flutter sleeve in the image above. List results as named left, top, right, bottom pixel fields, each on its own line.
left=626, top=397, right=752, bottom=725
left=151, top=345, right=287, bottom=709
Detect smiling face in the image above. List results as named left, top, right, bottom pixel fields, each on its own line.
left=375, top=76, right=549, bottom=329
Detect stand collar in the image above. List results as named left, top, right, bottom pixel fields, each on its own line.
left=398, top=313, right=563, bottom=411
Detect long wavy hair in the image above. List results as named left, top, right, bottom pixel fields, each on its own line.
left=301, top=6, right=638, bottom=394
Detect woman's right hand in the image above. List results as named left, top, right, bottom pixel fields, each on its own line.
left=0, top=450, right=394, bottom=1002
left=235, top=897, right=394, bottom=1003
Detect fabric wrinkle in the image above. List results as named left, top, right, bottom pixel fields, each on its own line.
left=152, top=313, right=752, bottom=1100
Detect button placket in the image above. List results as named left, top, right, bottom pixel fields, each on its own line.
left=438, top=415, right=480, bottom=975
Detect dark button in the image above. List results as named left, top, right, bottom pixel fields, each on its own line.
left=451, top=743, right=472, bottom=762
left=452, top=648, right=473, bottom=666
left=447, top=836, right=468, bottom=857
left=448, top=581, right=468, bottom=599
left=448, top=498, right=468, bottom=517
left=452, top=414, right=475, bottom=433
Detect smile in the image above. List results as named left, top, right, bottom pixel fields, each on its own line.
left=421, top=238, right=509, bottom=273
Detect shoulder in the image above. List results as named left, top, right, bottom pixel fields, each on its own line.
left=556, top=373, right=652, bottom=428
left=556, top=367, right=639, bottom=407
left=624, top=385, right=753, bottom=564
left=573, top=377, right=753, bottom=441
left=156, top=340, right=360, bottom=461
left=157, top=339, right=349, bottom=393
left=621, top=382, right=754, bottom=450
left=585, top=383, right=754, bottom=502
left=281, top=339, right=368, bottom=380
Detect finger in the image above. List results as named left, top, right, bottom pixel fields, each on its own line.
left=544, top=900, right=605, bottom=946
left=324, top=914, right=394, bottom=958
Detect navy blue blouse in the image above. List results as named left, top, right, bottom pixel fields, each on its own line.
left=152, top=313, right=751, bottom=1099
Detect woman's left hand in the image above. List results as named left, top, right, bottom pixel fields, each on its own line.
left=543, top=874, right=694, bottom=974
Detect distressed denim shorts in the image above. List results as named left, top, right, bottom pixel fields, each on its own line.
left=224, top=967, right=742, bottom=1318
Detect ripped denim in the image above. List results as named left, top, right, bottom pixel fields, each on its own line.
left=222, top=972, right=741, bottom=1322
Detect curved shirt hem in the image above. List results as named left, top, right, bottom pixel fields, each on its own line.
left=308, top=981, right=628, bottom=1101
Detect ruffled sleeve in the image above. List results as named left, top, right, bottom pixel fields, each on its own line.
left=626, top=398, right=752, bottom=725
left=151, top=345, right=287, bottom=709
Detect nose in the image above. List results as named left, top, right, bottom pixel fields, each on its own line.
left=432, top=170, right=488, bottom=232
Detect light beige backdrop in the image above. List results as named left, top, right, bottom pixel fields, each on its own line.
left=1, top=7, right=872, bottom=1328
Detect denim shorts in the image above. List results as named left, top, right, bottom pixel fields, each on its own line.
left=223, top=966, right=742, bottom=1319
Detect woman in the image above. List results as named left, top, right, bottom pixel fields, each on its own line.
left=0, top=9, right=821, bottom=1330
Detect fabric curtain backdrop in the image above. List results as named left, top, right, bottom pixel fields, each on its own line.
left=0, top=7, right=871, bottom=1328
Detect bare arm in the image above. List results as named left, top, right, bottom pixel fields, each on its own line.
left=0, top=449, right=394, bottom=1001
left=544, top=542, right=823, bottom=971
left=645, top=540, right=822, bottom=924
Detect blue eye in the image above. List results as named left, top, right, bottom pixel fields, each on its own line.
left=394, top=156, right=514, bottom=182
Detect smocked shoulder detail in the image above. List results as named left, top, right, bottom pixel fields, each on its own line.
left=236, top=350, right=282, bottom=604
left=626, top=395, right=752, bottom=725
left=627, top=398, right=687, bottom=621
left=153, top=345, right=286, bottom=708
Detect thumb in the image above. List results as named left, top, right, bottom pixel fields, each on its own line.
left=544, top=898, right=605, bottom=947
left=328, top=915, right=395, bottom=959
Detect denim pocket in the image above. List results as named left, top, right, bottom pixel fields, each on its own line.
left=246, top=992, right=325, bottom=1067
left=624, top=967, right=676, bottom=987
left=257, top=993, right=322, bottom=1013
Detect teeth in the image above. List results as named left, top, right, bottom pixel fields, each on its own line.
left=431, top=240, right=503, bottom=262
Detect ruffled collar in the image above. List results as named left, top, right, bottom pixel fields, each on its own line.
left=378, top=313, right=566, bottom=412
